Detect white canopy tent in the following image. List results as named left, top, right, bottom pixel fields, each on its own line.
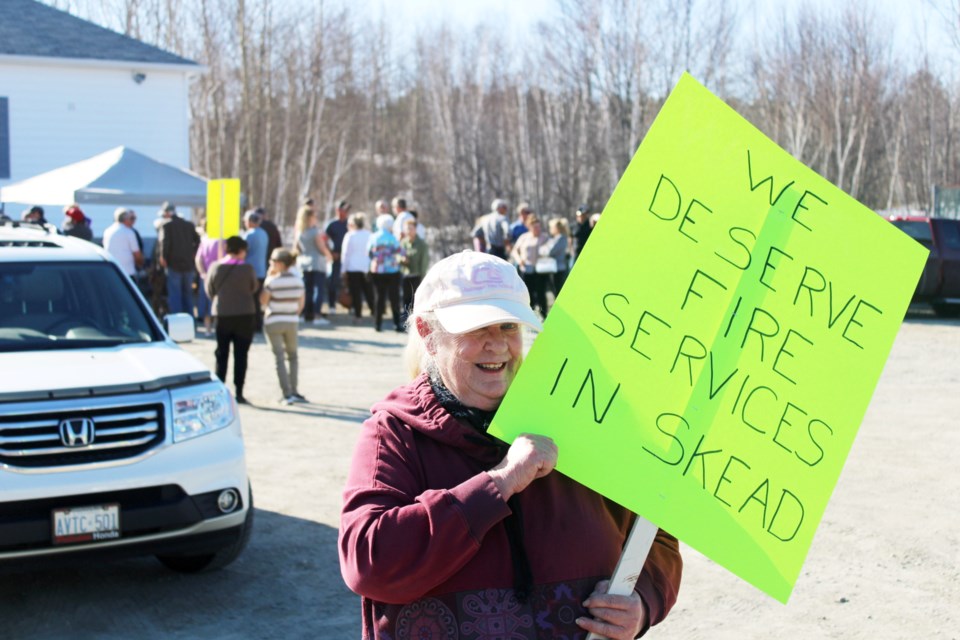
left=0, top=146, right=208, bottom=208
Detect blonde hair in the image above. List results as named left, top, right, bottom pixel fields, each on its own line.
left=549, top=217, right=570, bottom=236
left=293, top=205, right=315, bottom=239
left=404, top=313, right=439, bottom=379
left=349, top=211, right=368, bottom=230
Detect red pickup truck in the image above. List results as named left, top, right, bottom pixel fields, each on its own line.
left=888, top=216, right=960, bottom=316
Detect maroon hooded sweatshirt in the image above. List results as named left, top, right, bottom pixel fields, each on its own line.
left=339, top=374, right=682, bottom=639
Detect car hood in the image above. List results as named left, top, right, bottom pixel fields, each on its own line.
left=0, top=343, right=212, bottom=396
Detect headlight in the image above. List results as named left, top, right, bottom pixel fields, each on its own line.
left=171, top=383, right=235, bottom=443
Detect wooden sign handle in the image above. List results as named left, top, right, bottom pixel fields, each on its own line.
left=586, top=516, right=659, bottom=640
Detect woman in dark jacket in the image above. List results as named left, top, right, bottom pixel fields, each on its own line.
left=205, top=235, right=258, bottom=404
left=339, top=251, right=682, bottom=640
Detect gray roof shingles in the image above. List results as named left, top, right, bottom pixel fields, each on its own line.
left=0, top=0, right=198, bottom=66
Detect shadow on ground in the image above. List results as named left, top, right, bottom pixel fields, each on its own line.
left=0, top=510, right=358, bottom=639
left=297, top=333, right=405, bottom=352
left=251, top=401, right=369, bottom=423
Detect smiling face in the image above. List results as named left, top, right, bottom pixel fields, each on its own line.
left=425, top=321, right=523, bottom=411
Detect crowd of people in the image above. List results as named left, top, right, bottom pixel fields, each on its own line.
left=7, top=196, right=601, bottom=404
left=473, top=199, right=599, bottom=317
left=158, top=196, right=433, bottom=405
left=190, top=193, right=600, bottom=410
left=150, top=196, right=431, bottom=405
left=4, top=202, right=98, bottom=241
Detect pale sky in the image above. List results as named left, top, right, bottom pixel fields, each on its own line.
left=363, top=0, right=954, bottom=75
left=368, top=0, right=558, bottom=32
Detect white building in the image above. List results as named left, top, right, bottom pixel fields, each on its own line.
left=0, top=0, right=201, bottom=235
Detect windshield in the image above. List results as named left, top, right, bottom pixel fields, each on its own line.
left=0, top=262, right=164, bottom=351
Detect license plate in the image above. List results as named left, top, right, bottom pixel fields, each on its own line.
left=52, top=504, right=121, bottom=545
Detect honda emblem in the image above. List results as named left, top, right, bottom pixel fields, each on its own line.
left=59, top=418, right=96, bottom=447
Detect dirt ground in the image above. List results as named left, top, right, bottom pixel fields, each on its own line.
left=1, top=307, right=957, bottom=639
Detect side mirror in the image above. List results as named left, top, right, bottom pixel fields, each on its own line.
left=164, top=313, right=196, bottom=343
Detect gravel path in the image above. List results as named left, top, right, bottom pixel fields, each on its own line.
left=2, top=309, right=956, bottom=639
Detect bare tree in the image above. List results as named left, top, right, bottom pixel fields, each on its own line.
left=42, top=0, right=959, bottom=228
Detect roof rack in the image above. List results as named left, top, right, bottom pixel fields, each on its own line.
left=0, top=239, right=62, bottom=248
left=0, top=219, right=57, bottom=234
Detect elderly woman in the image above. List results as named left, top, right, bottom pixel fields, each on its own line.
left=399, top=217, right=429, bottom=322
left=367, top=213, right=403, bottom=332
left=339, top=251, right=681, bottom=639
left=511, top=214, right=550, bottom=317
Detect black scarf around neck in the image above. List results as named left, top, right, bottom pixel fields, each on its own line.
left=429, top=374, right=497, bottom=434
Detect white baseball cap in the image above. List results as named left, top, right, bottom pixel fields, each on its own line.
left=414, top=251, right=543, bottom=334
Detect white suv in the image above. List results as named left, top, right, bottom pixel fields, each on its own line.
left=0, top=221, right=252, bottom=572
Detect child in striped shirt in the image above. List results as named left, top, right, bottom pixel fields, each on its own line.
left=261, top=248, right=307, bottom=405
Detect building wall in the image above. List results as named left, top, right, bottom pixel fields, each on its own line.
left=0, top=57, right=196, bottom=236
left=0, top=58, right=193, bottom=185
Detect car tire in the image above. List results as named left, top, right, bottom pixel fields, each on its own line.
left=156, top=485, right=254, bottom=573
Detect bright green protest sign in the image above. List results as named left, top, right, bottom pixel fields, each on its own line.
left=489, top=73, right=928, bottom=603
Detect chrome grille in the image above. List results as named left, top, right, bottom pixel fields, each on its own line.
left=0, top=403, right=164, bottom=468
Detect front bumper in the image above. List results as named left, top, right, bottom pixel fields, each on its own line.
left=0, top=383, right=249, bottom=564
left=0, top=483, right=247, bottom=561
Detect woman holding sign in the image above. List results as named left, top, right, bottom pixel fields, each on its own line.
left=339, top=251, right=682, bottom=639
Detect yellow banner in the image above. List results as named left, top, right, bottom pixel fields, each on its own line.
left=206, top=179, right=241, bottom=239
